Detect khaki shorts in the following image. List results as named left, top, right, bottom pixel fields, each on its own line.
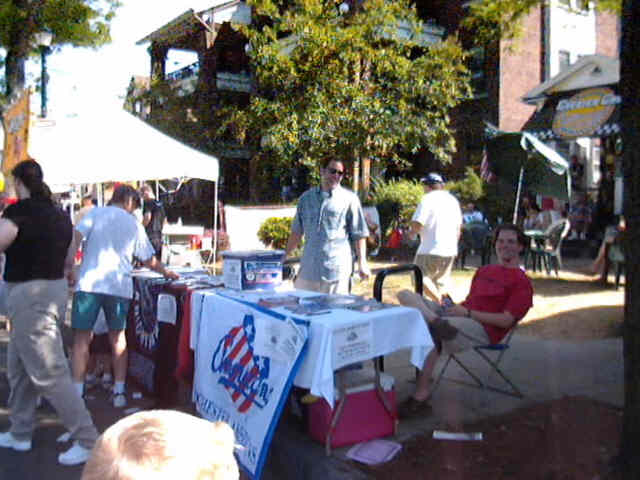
left=294, top=276, right=350, bottom=295
left=418, top=296, right=489, bottom=354
left=413, top=254, right=455, bottom=293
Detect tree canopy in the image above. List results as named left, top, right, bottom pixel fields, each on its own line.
left=0, top=0, right=120, bottom=104
left=225, top=0, right=472, bottom=181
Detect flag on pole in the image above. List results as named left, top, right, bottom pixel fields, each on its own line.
left=480, top=147, right=496, bottom=183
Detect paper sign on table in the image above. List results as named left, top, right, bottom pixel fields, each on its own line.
left=332, top=321, right=373, bottom=367
left=253, top=315, right=306, bottom=365
left=157, top=294, right=177, bottom=325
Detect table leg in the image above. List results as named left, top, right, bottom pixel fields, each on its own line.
left=326, top=371, right=347, bottom=456
left=373, top=362, right=398, bottom=435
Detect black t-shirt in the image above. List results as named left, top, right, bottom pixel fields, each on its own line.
left=3, top=198, right=73, bottom=282
left=143, top=199, right=165, bottom=239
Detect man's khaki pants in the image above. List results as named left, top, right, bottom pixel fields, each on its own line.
left=6, top=279, right=98, bottom=448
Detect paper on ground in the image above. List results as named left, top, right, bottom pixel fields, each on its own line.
left=433, top=430, right=483, bottom=441
left=346, top=439, right=402, bottom=465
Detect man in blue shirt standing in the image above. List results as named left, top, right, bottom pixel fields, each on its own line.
left=285, top=158, right=371, bottom=294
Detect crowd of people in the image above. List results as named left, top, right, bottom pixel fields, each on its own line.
left=0, top=156, right=615, bottom=475
left=0, top=161, right=217, bottom=471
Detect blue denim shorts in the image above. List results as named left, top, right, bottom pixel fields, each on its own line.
left=71, top=291, right=131, bottom=331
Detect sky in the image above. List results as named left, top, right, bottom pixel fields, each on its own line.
left=28, top=1, right=228, bottom=118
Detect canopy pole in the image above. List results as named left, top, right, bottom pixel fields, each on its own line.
left=212, top=181, right=219, bottom=275
left=513, top=165, right=524, bottom=225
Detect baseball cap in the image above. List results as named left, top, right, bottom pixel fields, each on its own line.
left=420, top=173, right=445, bottom=185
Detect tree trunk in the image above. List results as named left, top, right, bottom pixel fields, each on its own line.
left=4, top=0, right=35, bottom=99
left=5, top=48, right=26, bottom=98
left=619, top=0, right=640, bottom=477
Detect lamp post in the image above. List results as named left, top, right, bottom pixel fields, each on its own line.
left=34, top=31, right=53, bottom=118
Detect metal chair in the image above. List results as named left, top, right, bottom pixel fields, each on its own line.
left=373, top=264, right=423, bottom=373
left=430, top=328, right=524, bottom=399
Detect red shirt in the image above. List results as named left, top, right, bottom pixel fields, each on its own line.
left=461, top=265, right=533, bottom=343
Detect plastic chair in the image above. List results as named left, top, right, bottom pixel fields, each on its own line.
left=457, top=222, right=492, bottom=269
left=529, top=219, right=571, bottom=275
left=430, top=328, right=524, bottom=399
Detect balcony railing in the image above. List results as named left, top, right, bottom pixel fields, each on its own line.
left=166, top=62, right=252, bottom=94
left=167, top=62, right=200, bottom=81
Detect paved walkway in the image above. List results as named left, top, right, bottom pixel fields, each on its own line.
left=260, top=335, right=623, bottom=480
left=0, top=251, right=625, bottom=479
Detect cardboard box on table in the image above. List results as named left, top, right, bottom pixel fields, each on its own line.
left=222, top=250, right=285, bottom=290
left=308, top=369, right=397, bottom=449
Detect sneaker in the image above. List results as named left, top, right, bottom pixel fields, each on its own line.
left=112, top=392, right=127, bottom=408
left=58, top=441, right=91, bottom=466
left=84, top=375, right=99, bottom=390
left=0, top=431, right=32, bottom=452
left=101, top=376, right=113, bottom=391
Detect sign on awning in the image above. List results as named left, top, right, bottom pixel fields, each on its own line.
left=523, top=86, right=621, bottom=140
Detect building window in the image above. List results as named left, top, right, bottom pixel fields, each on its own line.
left=558, top=50, right=571, bottom=72
left=468, top=46, right=487, bottom=98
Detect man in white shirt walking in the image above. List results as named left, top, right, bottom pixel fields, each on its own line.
left=68, top=185, right=178, bottom=408
left=407, top=173, right=462, bottom=302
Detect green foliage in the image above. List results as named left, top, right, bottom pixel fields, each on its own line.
left=1, top=0, right=120, bottom=100
left=222, top=0, right=472, bottom=179
left=479, top=182, right=514, bottom=226
left=257, top=217, right=294, bottom=250
left=447, top=167, right=484, bottom=205
left=368, top=178, right=423, bottom=238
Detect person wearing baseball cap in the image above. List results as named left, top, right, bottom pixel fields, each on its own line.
left=406, top=172, right=462, bottom=302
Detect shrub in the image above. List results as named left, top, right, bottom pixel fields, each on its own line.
left=257, top=217, right=294, bottom=250
left=369, top=178, right=424, bottom=239
left=447, top=167, right=484, bottom=205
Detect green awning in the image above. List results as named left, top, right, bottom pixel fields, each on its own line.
left=486, top=131, right=571, bottom=201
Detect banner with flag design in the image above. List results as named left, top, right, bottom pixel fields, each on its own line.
left=193, top=292, right=308, bottom=480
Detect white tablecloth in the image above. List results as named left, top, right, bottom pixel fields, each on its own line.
left=190, top=288, right=433, bottom=407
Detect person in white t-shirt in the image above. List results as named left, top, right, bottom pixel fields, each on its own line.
left=68, top=185, right=179, bottom=408
left=406, top=173, right=462, bottom=302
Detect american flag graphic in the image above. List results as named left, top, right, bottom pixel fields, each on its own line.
left=214, top=315, right=271, bottom=413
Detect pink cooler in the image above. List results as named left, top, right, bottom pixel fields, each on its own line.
left=307, top=371, right=397, bottom=448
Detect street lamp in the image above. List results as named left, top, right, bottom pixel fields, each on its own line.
left=33, top=31, right=53, bottom=118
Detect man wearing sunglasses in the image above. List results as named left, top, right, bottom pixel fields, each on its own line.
left=285, top=158, right=370, bottom=294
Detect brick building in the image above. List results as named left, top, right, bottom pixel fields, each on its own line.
left=128, top=1, right=620, bottom=200
left=415, top=0, right=620, bottom=177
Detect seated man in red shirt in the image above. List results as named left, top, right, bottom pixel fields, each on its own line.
left=397, top=223, right=533, bottom=417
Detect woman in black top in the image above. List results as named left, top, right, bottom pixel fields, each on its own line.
left=0, top=159, right=98, bottom=466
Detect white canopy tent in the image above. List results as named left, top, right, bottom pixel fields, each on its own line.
left=28, top=107, right=221, bottom=266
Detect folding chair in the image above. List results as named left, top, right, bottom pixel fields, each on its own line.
left=373, top=264, right=423, bottom=373
left=429, top=328, right=524, bottom=399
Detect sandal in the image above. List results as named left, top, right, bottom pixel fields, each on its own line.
left=398, top=396, right=432, bottom=419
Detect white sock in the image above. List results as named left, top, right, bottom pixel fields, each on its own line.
left=113, top=381, right=125, bottom=394
left=74, top=382, right=84, bottom=398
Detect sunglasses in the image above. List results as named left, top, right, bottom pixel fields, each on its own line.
left=327, top=168, right=345, bottom=176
